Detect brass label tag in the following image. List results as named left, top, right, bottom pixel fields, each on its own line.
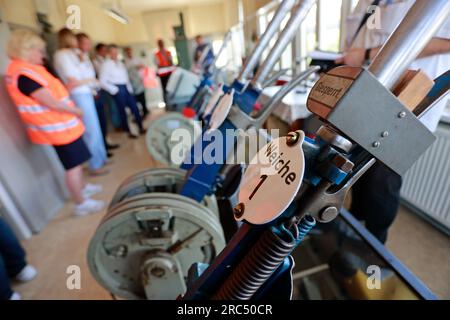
left=309, top=74, right=354, bottom=109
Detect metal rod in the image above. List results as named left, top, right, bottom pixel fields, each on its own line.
left=237, top=0, right=297, bottom=83
left=369, top=0, right=450, bottom=90
left=207, top=31, right=232, bottom=74
left=257, top=66, right=319, bottom=122
left=292, top=264, right=329, bottom=280
left=251, top=0, right=316, bottom=89
left=262, top=68, right=290, bottom=88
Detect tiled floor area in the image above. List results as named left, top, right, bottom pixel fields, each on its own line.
left=11, top=111, right=450, bottom=300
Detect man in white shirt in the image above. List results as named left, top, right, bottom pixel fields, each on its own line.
left=76, top=35, right=119, bottom=155
left=93, top=43, right=108, bottom=76
left=336, top=0, right=450, bottom=243
left=93, top=43, right=122, bottom=133
left=99, top=44, right=145, bottom=139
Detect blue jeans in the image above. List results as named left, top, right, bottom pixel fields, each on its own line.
left=71, top=92, right=107, bottom=170
left=0, top=218, right=26, bottom=300
left=112, top=85, right=143, bottom=133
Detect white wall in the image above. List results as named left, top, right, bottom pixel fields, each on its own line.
left=0, top=0, right=118, bottom=43
left=142, top=2, right=228, bottom=49
left=0, top=0, right=240, bottom=46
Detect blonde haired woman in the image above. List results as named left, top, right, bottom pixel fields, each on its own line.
left=53, top=28, right=109, bottom=176
left=5, top=29, right=104, bottom=216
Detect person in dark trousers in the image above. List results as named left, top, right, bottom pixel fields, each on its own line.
left=92, top=43, right=120, bottom=152
left=0, top=217, right=37, bottom=300
left=99, top=44, right=145, bottom=139
left=154, top=39, right=174, bottom=105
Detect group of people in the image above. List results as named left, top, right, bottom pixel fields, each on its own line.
left=4, top=30, right=212, bottom=221
left=6, top=29, right=104, bottom=217
left=2, top=28, right=183, bottom=300
left=4, top=26, right=158, bottom=220
left=2, top=27, right=203, bottom=233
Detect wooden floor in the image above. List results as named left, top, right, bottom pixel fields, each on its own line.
left=11, top=111, right=450, bottom=300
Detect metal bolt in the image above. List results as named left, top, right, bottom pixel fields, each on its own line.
left=331, top=154, right=354, bottom=173
left=286, top=131, right=300, bottom=146
left=372, top=141, right=381, bottom=148
left=233, top=203, right=245, bottom=219
left=320, top=207, right=339, bottom=222
left=151, top=267, right=166, bottom=278
left=398, top=111, right=406, bottom=118
left=381, top=131, right=389, bottom=138
left=114, top=245, right=127, bottom=258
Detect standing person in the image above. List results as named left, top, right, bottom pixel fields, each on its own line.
left=5, top=29, right=105, bottom=216
left=124, top=47, right=149, bottom=118
left=99, top=44, right=145, bottom=139
left=93, top=43, right=122, bottom=136
left=53, top=28, right=109, bottom=176
left=336, top=0, right=450, bottom=243
left=193, top=35, right=215, bottom=74
left=154, top=39, right=174, bottom=105
left=0, top=217, right=37, bottom=300
left=92, top=43, right=108, bottom=76
left=76, top=34, right=118, bottom=157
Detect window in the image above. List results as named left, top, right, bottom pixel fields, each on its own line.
left=318, top=0, right=343, bottom=52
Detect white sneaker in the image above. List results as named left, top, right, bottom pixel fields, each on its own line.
left=74, top=198, right=105, bottom=217
left=15, top=265, right=37, bottom=282
left=9, top=292, right=22, bottom=300
left=82, top=183, right=103, bottom=199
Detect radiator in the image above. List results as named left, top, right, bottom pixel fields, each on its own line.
left=400, top=122, right=450, bottom=230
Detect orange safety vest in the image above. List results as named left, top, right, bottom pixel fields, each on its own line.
left=155, top=49, right=172, bottom=67
left=5, top=59, right=84, bottom=146
left=155, top=49, right=175, bottom=76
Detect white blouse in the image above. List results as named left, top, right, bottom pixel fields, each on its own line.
left=53, top=49, right=96, bottom=95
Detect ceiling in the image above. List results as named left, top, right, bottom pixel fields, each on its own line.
left=97, top=0, right=224, bottom=13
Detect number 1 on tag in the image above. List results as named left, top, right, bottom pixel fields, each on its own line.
left=249, top=175, right=268, bottom=200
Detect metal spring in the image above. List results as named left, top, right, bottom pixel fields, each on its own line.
left=298, top=215, right=316, bottom=242
left=212, top=216, right=316, bottom=300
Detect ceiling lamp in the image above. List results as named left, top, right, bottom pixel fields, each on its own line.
left=102, top=2, right=131, bottom=24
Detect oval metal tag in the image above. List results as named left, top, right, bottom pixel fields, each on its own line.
left=203, top=84, right=224, bottom=117
left=207, top=89, right=234, bottom=131
left=237, top=131, right=306, bottom=225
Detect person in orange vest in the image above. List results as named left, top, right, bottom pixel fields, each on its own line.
left=5, top=29, right=105, bottom=217
left=154, top=39, right=174, bottom=104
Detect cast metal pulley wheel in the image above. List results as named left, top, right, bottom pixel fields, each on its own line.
left=109, top=167, right=219, bottom=218
left=87, top=193, right=226, bottom=300
left=145, top=112, right=202, bottom=167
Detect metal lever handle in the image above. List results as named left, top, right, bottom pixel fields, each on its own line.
left=237, top=0, right=296, bottom=83
left=227, top=66, right=318, bottom=130
left=251, top=0, right=316, bottom=89
left=255, top=66, right=319, bottom=124
left=261, top=68, right=290, bottom=88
